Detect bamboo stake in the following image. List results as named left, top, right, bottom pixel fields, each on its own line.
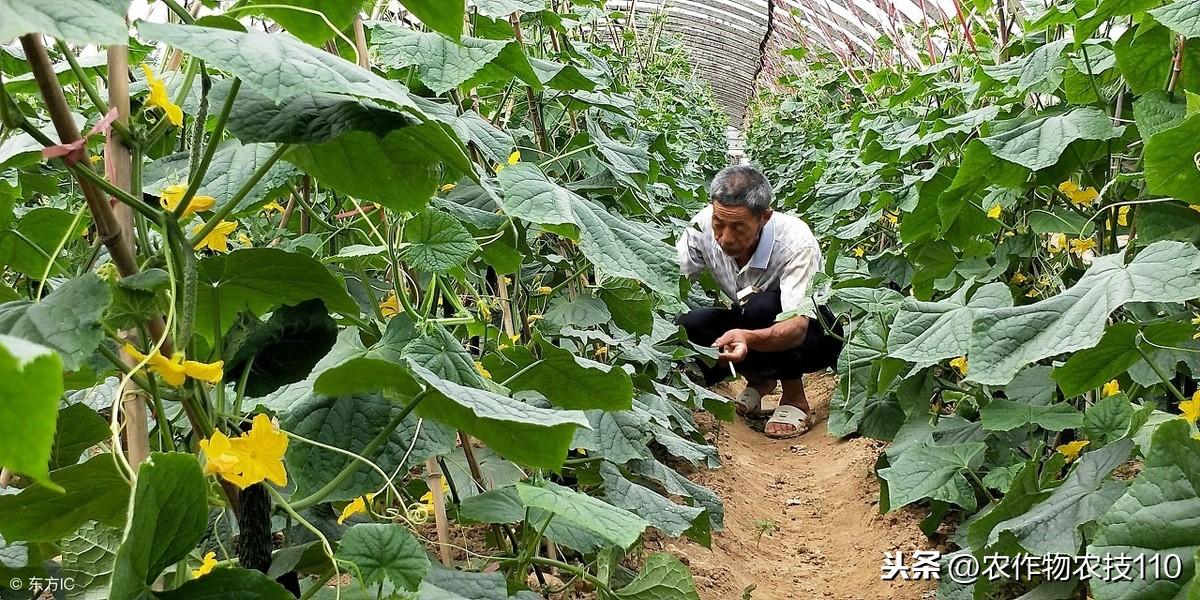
left=106, top=42, right=151, bottom=470
left=353, top=15, right=370, bottom=69
left=425, top=458, right=454, bottom=566
left=496, top=274, right=517, bottom=339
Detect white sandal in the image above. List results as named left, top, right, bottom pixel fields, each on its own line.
left=734, top=386, right=772, bottom=417
left=765, top=405, right=809, bottom=439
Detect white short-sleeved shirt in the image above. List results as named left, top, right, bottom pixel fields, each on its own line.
left=676, top=204, right=824, bottom=313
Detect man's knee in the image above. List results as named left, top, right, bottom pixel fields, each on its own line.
left=739, top=289, right=783, bottom=328
left=676, top=308, right=727, bottom=344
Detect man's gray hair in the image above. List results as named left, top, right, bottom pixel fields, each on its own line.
left=709, top=165, right=772, bottom=215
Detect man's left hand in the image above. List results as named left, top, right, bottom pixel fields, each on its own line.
left=714, top=329, right=752, bottom=363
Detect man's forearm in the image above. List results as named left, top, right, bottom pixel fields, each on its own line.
left=744, top=315, right=809, bottom=352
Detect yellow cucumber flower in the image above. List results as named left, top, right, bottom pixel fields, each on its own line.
left=949, top=356, right=968, bottom=376
left=1058, top=181, right=1099, bottom=206
left=337, top=492, right=378, bottom=525
left=1047, top=233, right=1067, bottom=254
left=261, top=200, right=286, bottom=214
left=123, top=343, right=223, bottom=387
left=987, top=203, right=1002, bottom=219
left=495, top=150, right=521, bottom=174
left=160, top=184, right=216, bottom=217
left=440, top=183, right=456, bottom=193
left=852, top=246, right=865, bottom=258
left=199, top=414, right=288, bottom=489
left=192, top=552, right=218, bottom=578
left=1056, top=440, right=1089, bottom=462
left=140, top=64, right=183, bottom=127
left=1116, top=205, right=1130, bottom=227
left=1102, top=380, right=1120, bottom=397
left=536, top=286, right=553, bottom=295
left=1180, top=391, right=1200, bottom=425
left=380, top=292, right=401, bottom=318
left=1068, top=237, right=1097, bottom=257
left=191, top=220, right=239, bottom=253
left=474, top=361, right=492, bottom=380
left=418, top=478, right=450, bottom=510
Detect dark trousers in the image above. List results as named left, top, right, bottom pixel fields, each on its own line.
left=676, top=290, right=844, bottom=387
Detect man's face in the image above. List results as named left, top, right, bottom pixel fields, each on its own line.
left=710, top=201, right=771, bottom=258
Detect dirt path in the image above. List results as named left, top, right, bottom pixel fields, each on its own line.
left=660, top=373, right=937, bottom=600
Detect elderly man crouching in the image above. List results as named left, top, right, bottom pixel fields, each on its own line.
left=676, top=165, right=843, bottom=438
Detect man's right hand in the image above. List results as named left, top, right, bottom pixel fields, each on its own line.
left=714, top=329, right=752, bottom=363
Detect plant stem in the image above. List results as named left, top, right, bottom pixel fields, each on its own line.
left=160, top=0, right=197, bottom=23
left=523, top=557, right=609, bottom=592
left=189, top=144, right=290, bottom=245
left=289, top=391, right=428, bottom=510
left=175, top=79, right=241, bottom=219
left=1135, top=344, right=1187, bottom=402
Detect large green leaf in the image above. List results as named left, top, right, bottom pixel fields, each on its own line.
left=408, top=362, right=589, bottom=469
left=214, top=80, right=407, bottom=143
left=397, top=0, right=464, bottom=40
left=457, top=486, right=610, bottom=552
left=1134, top=90, right=1187, bottom=138
left=142, top=141, right=297, bottom=215
left=1089, top=421, right=1199, bottom=600
left=990, top=438, right=1132, bottom=555
left=138, top=22, right=419, bottom=112
left=370, top=22, right=538, bottom=94
left=887, top=282, right=1011, bottom=368
left=236, top=0, right=361, bottom=46
left=968, top=241, right=1200, bottom=385
left=156, top=567, right=296, bottom=599
left=195, top=248, right=358, bottom=339
left=529, top=57, right=601, bottom=91
left=51, top=403, right=109, bottom=470
left=981, top=39, right=1069, bottom=93
left=0, top=206, right=91, bottom=278
left=401, top=209, right=478, bottom=273
left=109, top=453, right=208, bottom=600
left=878, top=442, right=987, bottom=510
left=613, top=553, right=702, bottom=600
left=335, top=523, right=429, bottom=591
left=0, top=335, right=63, bottom=489
left=0, top=274, right=110, bottom=371
left=570, top=408, right=653, bottom=464
left=600, top=463, right=709, bottom=545
left=628, top=459, right=724, bottom=530
left=1084, top=393, right=1134, bottom=446
left=497, top=163, right=679, bottom=298
left=61, top=520, right=122, bottom=598
left=1151, top=0, right=1200, bottom=37
left=474, top=0, right=545, bottom=19
left=502, top=337, right=633, bottom=411
left=402, top=325, right=486, bottom=386
left=0, top=0, right=131, bottom=44
left=0, top=455, right=128, bottom=542
left=1146, top=113, right=1200, bottom=203
left=979, top=107, right=1123, bottom=171
left=1116, top=23, right=1200, bottom=96
left=1052, top=322, right=1142, bottom=397
left=979, top=399, right=1082, bottom=432
left=283, top=393, right=455, bottom=502
left=588, top=120, right=649, bottom=185
left=285, top=129, right=441, bottom=213
left=516, top=481, right=649, bottom=549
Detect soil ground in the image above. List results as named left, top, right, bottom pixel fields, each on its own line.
left=656, top=372, right=937, bottom=600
